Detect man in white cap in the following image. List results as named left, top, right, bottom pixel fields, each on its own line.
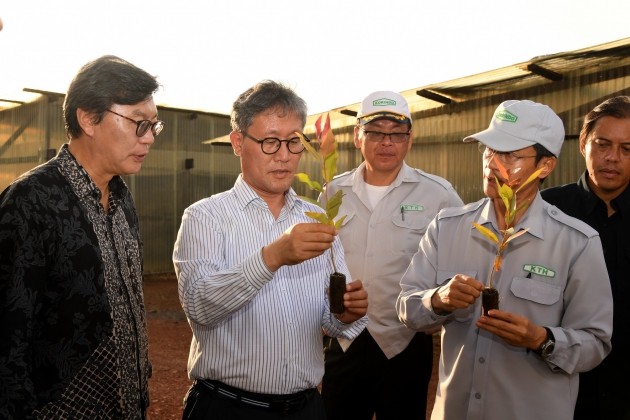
left=396, top=100, right=613, bottom=420
left=320, top=91, right=463, bottom=419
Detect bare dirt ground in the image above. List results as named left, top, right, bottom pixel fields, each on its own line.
left=143, top=273, right=438, bottom=419
left=144, top=274, right=192, bottom=419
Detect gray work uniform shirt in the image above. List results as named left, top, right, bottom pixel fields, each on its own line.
left=397, top=194, right=613, bottom=420
left=325, top=161, right=463, bottom=358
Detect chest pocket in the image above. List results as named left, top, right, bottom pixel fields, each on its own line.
left=338, top=211, right=359, bottom=253
left=390, top=209, right=432, bottom=254
left=510, top=276, right=562, bottom=305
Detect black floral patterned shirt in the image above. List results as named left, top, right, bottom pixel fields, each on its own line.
left=0, top=144, right=151, bottom=419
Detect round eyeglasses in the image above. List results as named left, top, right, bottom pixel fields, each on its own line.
left=106, top=109, right=165, bottom=137
left=243, top=132, right=308, bottom=154
left=477, top=142, right=537, bottom=165
left=362, top=130, right=410, bottom=143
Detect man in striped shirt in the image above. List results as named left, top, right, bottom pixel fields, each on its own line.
left=173, top=80, right=368, bottom=420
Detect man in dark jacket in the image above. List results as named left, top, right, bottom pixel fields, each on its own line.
left=542, top=96, right=630, bottom=420
left=0, top=55, right=164, bottom=419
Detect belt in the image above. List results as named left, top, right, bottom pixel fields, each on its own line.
left=194, top=379, right=316, bottom=415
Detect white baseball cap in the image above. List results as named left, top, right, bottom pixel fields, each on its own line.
left=357, top=91, right=411, bottom=125
left=463, top=100, right=565, bottom=157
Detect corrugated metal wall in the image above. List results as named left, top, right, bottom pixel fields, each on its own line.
left=0, top=100, right=235, bottom=273
left=302, top=52, right=630, bottom=204
left=2, top=41, right=630, bottom=273
left=398, top=73, right=630, bottom=204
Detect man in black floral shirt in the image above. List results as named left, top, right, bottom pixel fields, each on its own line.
left=0, top=55, right=164, bottom=419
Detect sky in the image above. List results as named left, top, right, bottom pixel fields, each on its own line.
left=1, top=1, right=629, bottom=116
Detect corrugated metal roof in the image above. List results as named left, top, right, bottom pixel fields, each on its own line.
left=324, top=37, right=630, bottom=126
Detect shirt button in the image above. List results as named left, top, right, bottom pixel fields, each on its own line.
left=478, top=357, right=485, bottom=363
left=475, top=393, right=482, bottom=399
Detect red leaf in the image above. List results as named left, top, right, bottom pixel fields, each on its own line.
left=315, top=115, right=323, bottom=139
left=319, top=113, right=335, bottom=158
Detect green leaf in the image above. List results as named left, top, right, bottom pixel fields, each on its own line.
left=326, top=190, right=344, bottom=220
left=295, top=173, right=323, bottom=193
left=497, top=181, right=515, bottom=226
left=295, top=132, right=322, bottom=163
left=472, top=222, right=499, bottom=244
left=298, top=195, right=323, bottom=207
left=515, top=168, right=544, bottom=193
left=322, top=146, right=338, bottom=183
left=305, top=211, right=331, bottom=224
left=505, top=228, right=529, bottom=244
left=334, top=215, right=347, bottom=229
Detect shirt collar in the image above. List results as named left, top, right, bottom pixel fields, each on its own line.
left=477, top=193, right=545, bottom=240
left=56, top=144, right=127, bottom=202
left=339, top=161, right=414, bottom=189
left=577, top=171, right=630, bottom=215
left=232, top=174, right=300, bottom=213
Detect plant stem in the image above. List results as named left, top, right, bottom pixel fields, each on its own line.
left=488, top=262, right=496, bottom=289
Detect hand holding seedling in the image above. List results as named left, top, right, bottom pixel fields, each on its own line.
left=476, top=309, right=548, bottom=350
left=431, top=274, right=483, bottom=314
left=473, top=155, right=543, bottom=314
left=262, top=223, right=337, bottom=271
left=335, top=280, right=368, bottom=323
left=295, top=114, right=350, bottom=314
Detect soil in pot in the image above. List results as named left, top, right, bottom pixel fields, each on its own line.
left=482, top=287, right=499, bottom=316
left=329, top=272, right=347, bottom=314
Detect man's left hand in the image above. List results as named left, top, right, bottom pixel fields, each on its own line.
left=335, top=280, right=368, bottom=324
left=476, top=309, right=547, bottom=351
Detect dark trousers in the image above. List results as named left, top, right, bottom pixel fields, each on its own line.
left=573, top=351, right=630, bottom=420
left=182, top=380, right=326, bottom=420
left=321, top=329, right=433, bottom=420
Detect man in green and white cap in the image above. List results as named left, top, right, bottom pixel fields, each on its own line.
left=397, top=99, right=613, bottom=420
left=320, top=91, right=463, bottom=420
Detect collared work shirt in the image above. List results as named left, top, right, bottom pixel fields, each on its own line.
left=325, top=161, right=463, bottom=358
left=173, top=175, right=367, bottom=395
left=397, top=194, right=613, bottom=420
left=0, top=145, right=150, bottom=419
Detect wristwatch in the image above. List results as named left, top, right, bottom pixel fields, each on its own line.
left=534, top=327, right=555, bottom=359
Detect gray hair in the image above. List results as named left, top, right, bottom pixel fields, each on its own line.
left=230, top=80, right=307, bottom=132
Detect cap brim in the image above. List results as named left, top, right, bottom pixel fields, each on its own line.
left=463, top=128, right=536, bottom=152
left=359, top=112, right=411, bottom=125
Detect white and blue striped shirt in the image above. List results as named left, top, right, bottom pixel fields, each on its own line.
left=173, top=175, right=367, bottom=394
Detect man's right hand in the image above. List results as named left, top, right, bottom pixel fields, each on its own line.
left=262, top=223, right=337, bottom=271
left=431, top=274, right=484, bottom=314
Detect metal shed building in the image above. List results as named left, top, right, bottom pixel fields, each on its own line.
left=1, top=37, right=629, bottom=273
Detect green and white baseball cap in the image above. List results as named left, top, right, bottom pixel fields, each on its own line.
left=357, top=91, right=411, bottom=125
left=463, top=100, right=565, bottom=157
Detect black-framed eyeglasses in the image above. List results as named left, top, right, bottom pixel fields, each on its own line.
left=362, top=130, right=410, bottom=143
left=477, top=142, right=537, bottom=165
left=106, top=109, right=165, bottom=137
left=243, top=132, right=308, bottom=154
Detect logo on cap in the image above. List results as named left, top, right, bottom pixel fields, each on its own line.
left=372, top=98, right=397, bottom=107
left=495, top=109, right=518, bottom=123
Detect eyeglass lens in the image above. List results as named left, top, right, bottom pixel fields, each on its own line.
left=244, top=132, right=305, bottom=154
left=364, top=130, right=410, bottom=143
